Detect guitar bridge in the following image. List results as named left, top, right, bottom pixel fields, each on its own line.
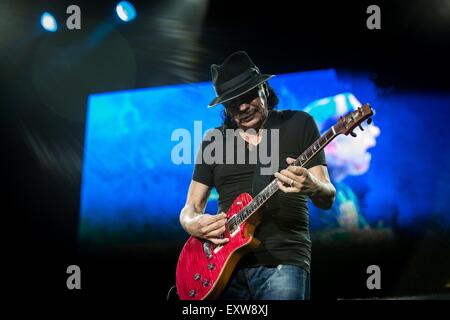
left=229, top=225, right=240, bottom=237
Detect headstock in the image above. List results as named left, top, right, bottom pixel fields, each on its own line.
left=334, top=103, right=375, bottom=137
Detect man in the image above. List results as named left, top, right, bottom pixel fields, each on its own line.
left=179, top=51, right=336, bottom=300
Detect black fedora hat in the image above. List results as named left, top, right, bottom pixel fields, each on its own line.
left=208, top=51, right=275, bottom=108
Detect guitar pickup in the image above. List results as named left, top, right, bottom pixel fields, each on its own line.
left=229, top=225, right=240, bottom=237
left=203, top=241, right=213, bottom=259
left=213, top=244, right=223, bottom=254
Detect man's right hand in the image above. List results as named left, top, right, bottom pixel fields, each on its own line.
left=186, top=212, right=229, bottom=245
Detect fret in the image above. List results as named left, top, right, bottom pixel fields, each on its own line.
left=320, top=138, right=326, bottom=146
left=314, top=141, right=319, bottom=150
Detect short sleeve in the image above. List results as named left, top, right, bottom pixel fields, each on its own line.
left=192, top=139, right=214, bottom=187
left=302, top=114, right=327, bottom=169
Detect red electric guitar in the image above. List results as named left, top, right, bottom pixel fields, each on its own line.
left=176, top=103, right=375, bottom=300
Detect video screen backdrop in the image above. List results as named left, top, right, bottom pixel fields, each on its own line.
left=79, top=69, right=450, bottom=247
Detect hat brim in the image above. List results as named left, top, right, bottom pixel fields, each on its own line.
left=208, top=74, right=275, bottom=108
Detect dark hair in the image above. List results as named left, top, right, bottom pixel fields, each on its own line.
left=221, top=83, right=279, bottom=130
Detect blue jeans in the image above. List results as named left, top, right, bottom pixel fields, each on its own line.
left=219, top=265, right=310, bottom=300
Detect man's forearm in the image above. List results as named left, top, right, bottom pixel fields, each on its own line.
left=179, top=204, right=202, bottom=233
left=310, top=180, right=336, bottom=210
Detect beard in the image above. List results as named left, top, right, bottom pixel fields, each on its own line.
left=237, top=103, right=268, bottom=129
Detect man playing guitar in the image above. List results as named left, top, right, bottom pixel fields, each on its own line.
left=179, top=51, right=336, bottom=300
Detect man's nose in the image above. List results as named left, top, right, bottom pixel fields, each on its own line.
left=239, top=103, right=250, bottom=112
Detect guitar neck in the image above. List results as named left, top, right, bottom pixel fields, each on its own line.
left=229, top=126, right=338, bottom=228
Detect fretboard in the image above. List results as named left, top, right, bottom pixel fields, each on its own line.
left=227, top=126, right=337, bottom=230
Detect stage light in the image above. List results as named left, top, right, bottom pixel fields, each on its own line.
left=40, top=12, right=58, bottom=32
left=116, top=1, right=136, bottom=22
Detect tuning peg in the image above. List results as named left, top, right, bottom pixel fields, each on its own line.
left=367, top=118, right=372, bottom=124
left=359, top=125, right=364, bottom=131
left=350, top=131, right=357, bottom=137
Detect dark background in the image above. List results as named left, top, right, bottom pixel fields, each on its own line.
left=3, top=0, right=450, bottom=302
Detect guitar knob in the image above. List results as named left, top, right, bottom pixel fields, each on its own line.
left=194, top=273, right=200, bottom=281
left=350, top=131, right=357, bottom=137
left=208, top=263, right=215, bottom=270
left=359, top=125, right=364, bottom=131
left=202, top=279, right=210, bottom=287
left=189, top=289, right=197, bottom=297
left=367, top=118, right=372, bottom=124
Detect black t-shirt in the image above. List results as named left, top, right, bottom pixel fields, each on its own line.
left=192, top=110, right=327, bottom=273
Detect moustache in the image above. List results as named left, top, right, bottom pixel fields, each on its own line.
left=238, top=107, right=259, bottom=122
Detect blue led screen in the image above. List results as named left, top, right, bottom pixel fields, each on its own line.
left=80, top=69, right=450, bottom=246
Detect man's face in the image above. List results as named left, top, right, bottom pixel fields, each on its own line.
left=326, top=121, right=380, bottom=177
left=224, top=87, right=266, bottom=130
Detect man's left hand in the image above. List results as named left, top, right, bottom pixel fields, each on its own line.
left=274, top=157, right=321, bottom=196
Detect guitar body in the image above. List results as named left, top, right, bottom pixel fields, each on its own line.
left=175, top=193, right=261, bottom=300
